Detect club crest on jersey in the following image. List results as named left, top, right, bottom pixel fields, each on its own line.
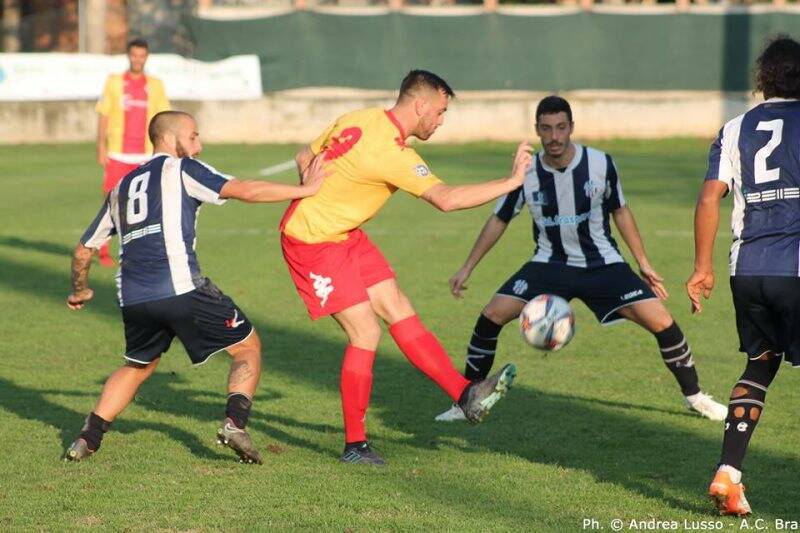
left=530, top=192, right=548, bottom=206
left=584, top=179, right=604, bottom=199
left=414, top=164, right=430, bottom=177
left=512, top=279, right=528, bottom=296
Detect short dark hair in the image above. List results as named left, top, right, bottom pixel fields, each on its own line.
left=148, top=110, right=193, bottom=144
left=536, top=95, right=572, bottom=123
left=399, top=70, right=455, bottom=99
left=755, top=35, right=800, bottom=100
left=127, top=38, right=148, bottom=52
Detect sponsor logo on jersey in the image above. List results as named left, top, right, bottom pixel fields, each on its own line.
left=414, top=164, right=430, bottom=177
left=530, top=191, right=548, bottom=206
left=621, top=289, right=644, bottom=301
left=310, top=272, right=334, bottom=307
left=540, top=212, right=590, bottom=227
left=512, top=279, right=528, bottom=296
left=583, top=179, right=604, bottom=199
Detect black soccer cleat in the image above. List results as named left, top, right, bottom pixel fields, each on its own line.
left=217, top=418, right=263, bottom=465
left=339, top=441, right=386, bottom=467
left=458, top=363, right=517, bottom=425
left=64, top=438, right=93, bottom=462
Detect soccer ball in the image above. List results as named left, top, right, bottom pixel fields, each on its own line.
left=519, top=294, right=575, bottom=351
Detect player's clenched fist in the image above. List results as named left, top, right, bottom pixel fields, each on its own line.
left=67, top=288, right=94, bottom=310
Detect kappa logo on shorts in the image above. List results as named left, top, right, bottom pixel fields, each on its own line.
left=512, top=279, right=528, bottom=296
left=620, top=289, right=643, bottom=301
left=225, top=310, right=245, bottom=329
left=310, top=272, right=334, bottom=307
left=414, top=164, right=430, bottom=177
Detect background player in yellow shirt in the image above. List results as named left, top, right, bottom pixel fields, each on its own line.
left=95, top=38, right=170, bottom=266
left=280, top=70, right=532, bottom=465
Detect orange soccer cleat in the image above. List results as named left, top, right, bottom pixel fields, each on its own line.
left=709, top=466, right=752, bottom=516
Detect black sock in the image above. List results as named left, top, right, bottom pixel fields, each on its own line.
left=78, top=412, right=111, bottom=452
left=225, top=393, right=252, bottom=429
left=465, top=314, right=503, bottom=381
left=720, top=354, right=781, bottom=469
left=344, top=440, right=367, bottom=450
left=655, top=322, right=700, bottom=396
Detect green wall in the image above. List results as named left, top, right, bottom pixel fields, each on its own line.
left=186, top=12, right=800, bottom=92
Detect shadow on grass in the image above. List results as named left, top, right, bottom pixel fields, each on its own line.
left=0, top=376, right=229, bottom=461
left=0, top=242, right=797, bottom=517
left=0, top=236, right=75, bottom=257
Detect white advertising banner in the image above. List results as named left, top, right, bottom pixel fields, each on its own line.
left=0, top=53, right=262, bottom=101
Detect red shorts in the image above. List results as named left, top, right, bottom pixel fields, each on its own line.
left=103, top=158, right=141, bottom=193
left=281, top=229, right=395, bottom=320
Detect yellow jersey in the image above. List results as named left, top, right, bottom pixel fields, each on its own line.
left=281, top=107, right=442, bottom=243
left=96, top=72, right=170, bottom=155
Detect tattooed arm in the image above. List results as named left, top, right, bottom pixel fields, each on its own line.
left=67, top=243, right=95, bottom=310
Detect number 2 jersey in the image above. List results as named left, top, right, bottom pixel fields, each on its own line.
left=80, top=154, right=231, bottom=306
left=705, top=98, right=800, bottom=276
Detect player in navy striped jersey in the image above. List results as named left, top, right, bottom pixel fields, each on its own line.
left=436, top=96, right=726, bottom=422
left=688, top=36, right=800, bottom=516
left=64, top=110, right=326, bottom=464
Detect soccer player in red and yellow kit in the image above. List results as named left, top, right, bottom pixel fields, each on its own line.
left=281, top=70, right=533, bottom=465
left=95, top=38, right=170, bottom=266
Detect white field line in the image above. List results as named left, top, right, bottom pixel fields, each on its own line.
left=258, top=159, right=296, bottom=177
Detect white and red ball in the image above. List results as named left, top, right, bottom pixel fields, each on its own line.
left=519, top=294, right=575, bottom=351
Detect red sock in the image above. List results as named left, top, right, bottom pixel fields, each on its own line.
left=340, top=345, right=375, bottom=444
left=389, top=315, right=470, bottom=402
left=99, top=243, right=110, bottom=259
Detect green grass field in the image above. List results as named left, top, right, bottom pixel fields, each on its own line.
left=1, top=140, right=798, bottom=530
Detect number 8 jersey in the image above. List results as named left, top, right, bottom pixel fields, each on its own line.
left=80, top=154, right=230, bottom=306
left=705, top=98, right=800, bottom=276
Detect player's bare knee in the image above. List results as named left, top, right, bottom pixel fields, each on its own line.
left=646, top=309, right=675, bottom=334
left=482, top=302, right=517, bottom=325
left=125, top=358, right=159, bottom=378
left=352, top=319, right=382, bottom=348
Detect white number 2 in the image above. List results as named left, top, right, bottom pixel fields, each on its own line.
left=754, top=119, right=783, bottom=184
left=127, top=173, right=150, bottom=224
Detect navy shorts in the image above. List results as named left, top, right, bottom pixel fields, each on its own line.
left=121, top=278, right=254, bottom=365
left=496, top=262, right=657, bottom=324
left=730, top=276, right=800, bottom=367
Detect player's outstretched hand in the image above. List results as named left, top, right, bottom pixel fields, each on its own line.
left=639, top=264, right=668, bottom=300
left=510, top=142, right=534, bottom=183
left=449, top=265, right=472, bottom=299
left=67, top=288, right=94, bottom=310
left=686, top=269, right=714, bottom=314
left=300, top=154, right=328, bottom=195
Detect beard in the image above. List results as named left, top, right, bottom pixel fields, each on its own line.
left=176, top=140, right=193, bottom=158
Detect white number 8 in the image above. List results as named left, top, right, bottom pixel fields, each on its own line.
left=127, top=173, right=150, bottom=224
left=754, top=119, right=783, bottom=184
